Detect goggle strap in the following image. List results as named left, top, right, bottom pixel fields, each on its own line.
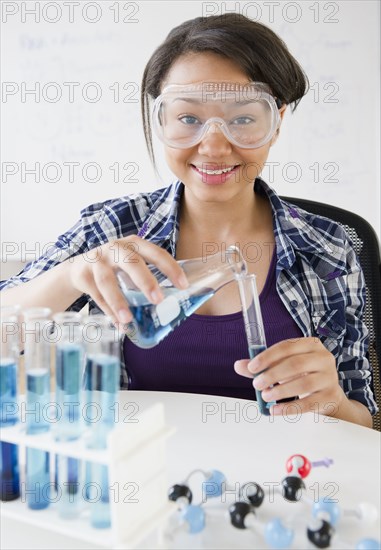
left=161, top=81, right=273, bottom=96
left=275, top=97, right=283, bottom=109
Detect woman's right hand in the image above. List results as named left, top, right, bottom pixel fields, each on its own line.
left=68, top=235, right=188, bottom=325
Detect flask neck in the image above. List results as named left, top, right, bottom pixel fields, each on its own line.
left=184, top=246, right=247, bottom=293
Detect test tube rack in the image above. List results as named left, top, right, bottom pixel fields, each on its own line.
left=0, top=400, right=175, bottom=549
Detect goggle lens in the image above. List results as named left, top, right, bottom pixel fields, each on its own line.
left=153, top=83, right=280, bottom=149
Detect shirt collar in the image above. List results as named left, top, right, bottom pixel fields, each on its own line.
left=137, top=178, right=337, bottom=268
left=136, top=181, right=183, bottom=253
left=256, top=178, right=337, bottom=270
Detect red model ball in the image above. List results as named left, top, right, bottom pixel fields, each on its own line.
left=286, top=454, right=312, bottom=479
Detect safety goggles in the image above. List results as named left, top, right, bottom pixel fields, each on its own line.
left=152, top=82, right=281, bottom=149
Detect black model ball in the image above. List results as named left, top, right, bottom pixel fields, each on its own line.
left=307, top=519, right=334, bottom=548
left=168, top=484, right=192, bottom=504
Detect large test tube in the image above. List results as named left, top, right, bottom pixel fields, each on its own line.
left=235, top=273, right=276, bottom=416
left=53, top=311, right=84, bottom=518
left=83, top=315, right=120, bottom=529
left=53, top=312, right=84, bottom=441
left=24, top=307, right=52, bottom=510
left=0, top=306, right=20, bottom=501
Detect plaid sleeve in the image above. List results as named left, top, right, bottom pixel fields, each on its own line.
left=337, top=237, right=378, bottom=415
left=0, top=216, right=90, bottom=311
left=0, top=216, right=89, bottom=286
left=0, top=196, right=131, bottom=293
left=0, top=187, right=171, bottom=297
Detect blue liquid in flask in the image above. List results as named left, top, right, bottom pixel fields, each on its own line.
left=0, top=360, right=18, bottom=427
left=125, top=287, right=215, bottom=348
left=55, top=343, right=83, bottom=440
left=249, top=345, right=276, bottom=416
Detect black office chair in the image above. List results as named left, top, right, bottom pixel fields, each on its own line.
left=281, top=196, right=381, bottom=431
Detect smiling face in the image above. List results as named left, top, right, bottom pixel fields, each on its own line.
left=160, top=52, right=286, bottom=204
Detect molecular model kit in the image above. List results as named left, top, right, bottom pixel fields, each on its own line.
left=161, top=454, right=381, bottom=550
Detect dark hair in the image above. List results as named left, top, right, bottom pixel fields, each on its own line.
left=141, top=13, right=309, bottom=166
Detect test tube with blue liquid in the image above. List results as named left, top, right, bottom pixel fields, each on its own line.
left=0, top=306, right=20, bottom=501
left=54, top=312, right=84, bottom=441
left=83, top=315, right=121, bottom=529
left=235, top=273, right=276, bottom=416
left=53, top=311, right=84, bottom=518
left=24, top=307, right=53, bottom=510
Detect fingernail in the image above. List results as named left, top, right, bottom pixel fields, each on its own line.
left=150, top=289, right=163, bottom=303
left=248, top=360, right=259, bottom=373
left=261, top=390, right=273, bottom=401
left=118, top=309, right=131, bottom=324
left=178, top=273, right=189, bottom=288
left=253, top=376, right=264, bottom=390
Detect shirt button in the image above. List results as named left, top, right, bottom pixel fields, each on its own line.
left=290, top=300, right=298, bottom=308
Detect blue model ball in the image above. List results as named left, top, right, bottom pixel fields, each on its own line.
left=264, top=518, right=294, bottom=549
left=180, top=504, right=206, bottom=534
left=356, top=539, right=381, bottom=550
left=313, top=499, right=341, bottom=527
left=202, top=469, right=226, bottom=498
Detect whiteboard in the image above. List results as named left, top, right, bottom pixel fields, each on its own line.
left=1, top=0, right=380, bottom=263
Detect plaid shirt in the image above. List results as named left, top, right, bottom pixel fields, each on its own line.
left=1, top=178, right=377, bottom=415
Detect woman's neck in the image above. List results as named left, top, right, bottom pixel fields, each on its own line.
left=179, top=185, right=272, bottom=244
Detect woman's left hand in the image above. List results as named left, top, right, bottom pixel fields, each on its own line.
left=234, top=337, right=345, bottom=417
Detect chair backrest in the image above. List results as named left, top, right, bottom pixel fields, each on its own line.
left=280, top=196, right=381, bottom=431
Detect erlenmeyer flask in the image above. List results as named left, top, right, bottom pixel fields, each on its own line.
left=117, top=245, right=247, bottom=349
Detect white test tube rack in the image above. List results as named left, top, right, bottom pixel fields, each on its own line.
left=0, top=401, right=175, bottom=549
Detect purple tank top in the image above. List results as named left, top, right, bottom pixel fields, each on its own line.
left=123, top=250, right=303, bottom=400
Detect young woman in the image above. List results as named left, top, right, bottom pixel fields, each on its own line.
left=1, top=14, right=377, bottom=426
